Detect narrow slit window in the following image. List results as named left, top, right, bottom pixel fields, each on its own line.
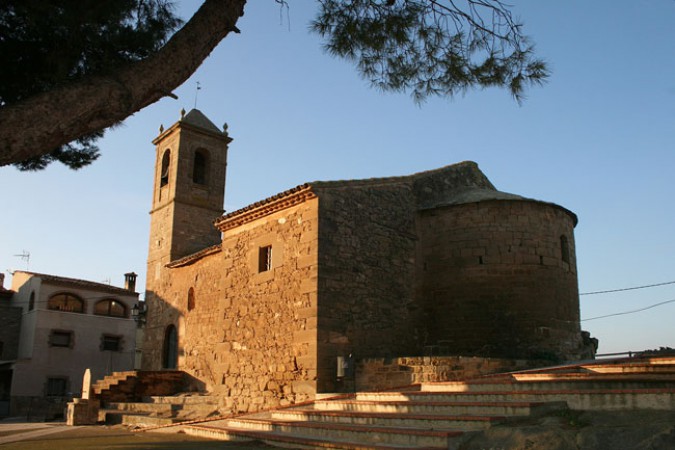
left=258, top=245, right=272, bottom=273
left=193, top=150, right=208, bottom=185
left=187, top=287, right=195, bottom=311
left=560, top=235, right=570, bottom=263
left=160, top=150, right=170, bottom=187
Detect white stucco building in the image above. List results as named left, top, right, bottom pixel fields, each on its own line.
left=4, top=271, right=139, bottom=419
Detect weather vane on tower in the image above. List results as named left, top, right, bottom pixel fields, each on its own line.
left=194, top=81, right=201, bottom=109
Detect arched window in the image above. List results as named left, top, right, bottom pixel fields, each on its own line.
left=28, top=291, right=35, bottom=311
left=187, top=287, right=195, bottom=311
left=94, top=299, right=127, bottom=318
left=163, top=325, right=178, bottom=369
left=48, top=293, right=84, bottom=313
left=192, top=149, right=208, bottom=185
left=160, top=150, right=171, bottom=187
left=560, top=235, right=570, bottom=263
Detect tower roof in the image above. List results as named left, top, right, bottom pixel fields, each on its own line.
left=153, top=108, right=230, bottom=145
left=180, top=109, right=222, bottom=134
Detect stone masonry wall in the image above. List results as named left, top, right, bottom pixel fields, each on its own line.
left=417, top=200, right=582, bottom=361
left=170, top=128, right=228, bottom=259
left=356, top=356, right=544, bottom=391
left=144, top=199, right=319, bottom=414
left=171, top=202, right=224, bottom=261
left=149, top=122, right=228, bottom=266
left=315, top=183, right=421, bottom=393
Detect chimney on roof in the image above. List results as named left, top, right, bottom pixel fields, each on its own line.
left=124, top=272, right=137, bottom=292
left=0, top=273, right=4, bottom=289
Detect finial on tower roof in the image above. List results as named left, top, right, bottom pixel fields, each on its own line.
left=180, top=108, right=186, bottom=119
left=159, top=124, right=164, bottom=133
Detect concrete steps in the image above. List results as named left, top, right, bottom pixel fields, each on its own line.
left=174, top=356, right=675, bottom=448
left=179, top=396, right=567, bottom=448
left=184, top=418, right=464, bottom=449
left=225, top=417, right=462, bottom=447
left=579, top=363, right=675, bottom=374
left=421, top=373, right=675, bottom=392
left=91, top=371, right=137, bottom=397
left=181, top=398, right=563, bottom=448
left=105, top=401, right=175, bottom=414
left=103, top=411, right=181, bottom=427
left=312, top=398, right=567, bottom=416
left=101, top=402, right=176, bottom=425
left=92, top=370, right=186, bottom=403
left=102, top=394, right=220, bottom=426
left=269, top=408, right=502, bottom=431
left=357, top=388, right=675, bottom=411
left=88, top=370, right=216, bottom=426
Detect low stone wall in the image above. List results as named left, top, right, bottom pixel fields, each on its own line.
left=67, top=370, right=192, bottom=425
left=356, top=356, right=543, bottom=391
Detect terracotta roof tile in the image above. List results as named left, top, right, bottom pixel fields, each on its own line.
left=166, top=244, right=222, bottom=268
left=15, top=271, right=139, bottom=296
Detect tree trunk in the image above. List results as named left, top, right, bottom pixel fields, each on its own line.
left=0, top=0, right=247, bottom=167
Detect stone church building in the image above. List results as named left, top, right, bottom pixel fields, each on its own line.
left=142, top=109, right=586, bottom=412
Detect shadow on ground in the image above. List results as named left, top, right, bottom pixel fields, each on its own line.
left=0, top=425, right=276, bottom=450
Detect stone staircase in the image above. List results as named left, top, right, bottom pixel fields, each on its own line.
left=176, top=357, right=675, bottom=449
left=92, top=370, right=184, bottom=402
left=102, top=394, right=220, bottom=426
left=91, top=370, right=220, bottom=426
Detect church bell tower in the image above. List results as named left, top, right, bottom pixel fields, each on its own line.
left=147, top=109, right=231, bottom=277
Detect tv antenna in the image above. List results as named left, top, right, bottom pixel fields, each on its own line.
left=14, top=250, right=30, bottom=270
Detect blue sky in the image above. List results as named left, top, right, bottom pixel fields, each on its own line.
left=1, top=1, right=674, bottom=355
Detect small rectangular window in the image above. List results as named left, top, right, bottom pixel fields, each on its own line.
left=101, top=335, right=122, bottom=352
left=46, top=377, right=67, bottom=397
left=258, top=245, right=272, bottom=273
left=50, top=330, right=73, bottom=348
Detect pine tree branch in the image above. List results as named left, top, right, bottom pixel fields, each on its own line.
left=0, top=0, right=246, bottom=167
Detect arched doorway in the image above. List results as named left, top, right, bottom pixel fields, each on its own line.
left=163, top=325, right=178, bottom=369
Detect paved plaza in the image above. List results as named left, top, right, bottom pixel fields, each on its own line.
left=0, top=418, right=274, bottom=449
